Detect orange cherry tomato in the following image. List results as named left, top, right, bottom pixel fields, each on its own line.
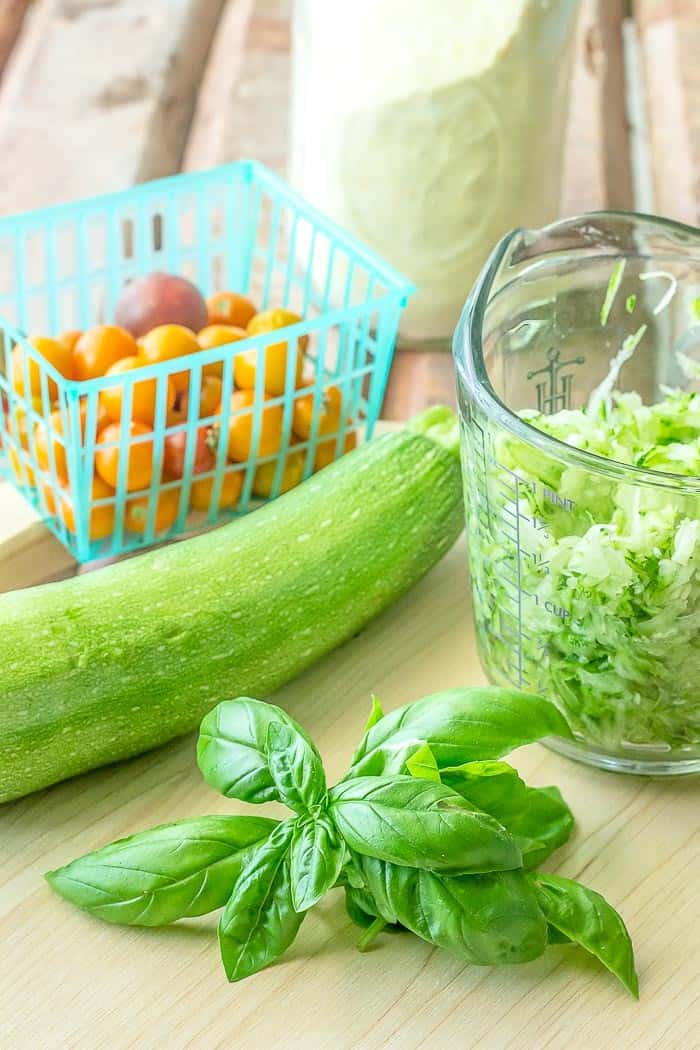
left=237, top=309, right=306, bottom=396
left=11, top=336, right=73, bottom=399
left=79, top=396, right=111, bottom=434
left=73, top=325, right=138, bottom=381
left=138, top=324, right=200, bottom=392
left=95, top=421, right=154, bottom=492
left=9, top=444, right=35, bottom=488
left=225, top=389, right=284, bottom=462
left=58, top=329, right=82, bottom=353
left=314, top=429, right=357, bottom=471
left=125, top=487, right=181, bottom=535
left=176, top=375, right=223, bottom=420
left=206, top=291, right=257, bottom=329
left=189, top=470, right=243, bottom=512
left=99, top=355, right=176, bottom=426
left=253, top=450, right=306, bottom=498
left=34, top=409, right=69, bottom=481
left=196, top=324, right=248, bottom=379
left=292, top=385, right=343, bottom=440
left=56, top=476, right=116, bottom=540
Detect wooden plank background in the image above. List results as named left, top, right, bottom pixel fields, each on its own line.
left=0, top=0, right=698, bottom=586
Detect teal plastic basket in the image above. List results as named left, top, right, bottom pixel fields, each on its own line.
left=0, top=161, right=412, bottom=563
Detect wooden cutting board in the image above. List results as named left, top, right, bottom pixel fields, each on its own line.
left=1, top=476, right=699, bottom=1048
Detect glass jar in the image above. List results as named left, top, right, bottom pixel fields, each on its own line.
left=453, top=212, right=700, bottom=775
left=290, top=0, right=580, bottom=347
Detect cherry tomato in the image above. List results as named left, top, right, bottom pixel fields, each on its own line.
left=292, top=385, right=343, bottom=440
left=206, top=291, right=257, bottom=329
left=138, top=324, right=200, bottom=392
left=58, top=330, right=82, bottom=353
left=56, top=476, right=116, bottom=540
left=73, top=325, right=138, bottom=381
left=34, top=409, right=69, bottom=481
left=99, top=355, right=176, bottom=426
left=163, top=426, right=218, bottom=479
left=252, top=450, right=305, bottom=498
left=95, top=421, right=154, bottom=492
left=9, top=444, right=35, bottom=488
left=176, top=375, right=222, bottom=421
left=11, top=336, right=73, bottom=399
left=314, top=429, right=357, bottom=471
left=236, top=309, right=306, bottom=396
left=125, top=487, right=181, bottom=535
left=196, top=324, right=248, bottom=379
left=225, top=389, right=284, bottom=462
left=189, top=470, right=243, bottom=512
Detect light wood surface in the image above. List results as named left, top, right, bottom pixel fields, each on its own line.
left=1, top=518, right=699, bottom=1049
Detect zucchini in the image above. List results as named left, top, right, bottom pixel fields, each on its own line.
left=0, top=409, right=463, bottom=802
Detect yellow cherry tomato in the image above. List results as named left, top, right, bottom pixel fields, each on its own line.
left=292, top=385, right=344, bottom=440
left=99, top=356, right=176, bottom=426
left=225, top=389, right=284, bottom=462
left=314, top=429, right=357, bottom=471
left=236, top=309, right=306, bottom=396
left=206, top=291, right=257, bottom=329
left=73, top=325, right=137, bottom=381
left=125, top=487, right=181, bottom=535
left=95, top=421, right=154, bottom=492
left=57, top=476, right=116, bottom=540
left=252, top=450, right=305, bottom=498
left=197, top=324, right=248, bottom=380
left=11, top=336, right=73, bottom=399
left=138, top=324, right=200, bottom=392
left=189, top=470, right=243, bottom=512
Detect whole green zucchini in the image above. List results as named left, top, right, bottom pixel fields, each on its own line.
left=0, top=409, right=463, bottom=802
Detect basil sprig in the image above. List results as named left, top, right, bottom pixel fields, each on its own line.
left=46, top=688, right=638, bottom=996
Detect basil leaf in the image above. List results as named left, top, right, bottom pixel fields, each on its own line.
left=441, top=762, right=574, bottom=869
left=363, top=694, right=385, bottom=733
left=509, top=786, right=574, bottom=869
left=530, top=873, right=639, bottom=997
left=358, top=855, right=548, bottom=965
left=266, top=722, right=327, bottom=816
left=329, top=775, right=522, bottom=874
left=344, top=885, right=380, bottom=929
left=218, top=820, right=303, bottom=982
left=197, top=698, right=319, bottom=804
left=45, top=815, right=278, bottom=926
left=289, top=814, right=345, bottom=912
left=348, top=688, right=572, bottom=778
left=404, top=742, right=441, bottom=782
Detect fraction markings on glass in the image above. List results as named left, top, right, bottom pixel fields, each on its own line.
left=469, top=417, right=544, bottom=692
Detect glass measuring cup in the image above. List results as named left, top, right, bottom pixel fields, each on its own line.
left=453, top=212, right=700, bottom=775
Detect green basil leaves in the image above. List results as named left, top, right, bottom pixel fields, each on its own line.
left=219, top=820, right=303, bottom=982
left=531, top=874, right=639, bottom=997
left=197, top=698, right=319, bottom=805
left=329, top=775, right=522, bottom=874
left=47, top=688, right=637, bottom=996
left=45, top=815, right=279, bottom=926
left=347, top=688, right=573, bottom=778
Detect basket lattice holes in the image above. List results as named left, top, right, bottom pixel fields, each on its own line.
left=0, top=162, right=411, bottom=562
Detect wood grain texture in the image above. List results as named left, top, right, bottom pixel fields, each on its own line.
left=561, top=0, right=633, bottom=215
left=184, top=0, right=290, bottom=175
left=0, top=0, right=225, bottom=214
left=636, top=0, right=700, bottom=225
left=0, top=0, right=32, bottom=77
left=381, top=350, right=456, bottom=421
left=1, top=528, right=699, bottom=1049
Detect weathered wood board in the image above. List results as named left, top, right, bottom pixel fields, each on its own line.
left=636, top=0, right=700, bottom=226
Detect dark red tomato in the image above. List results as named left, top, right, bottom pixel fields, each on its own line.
left=163, top=426, right=217, bottom=479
